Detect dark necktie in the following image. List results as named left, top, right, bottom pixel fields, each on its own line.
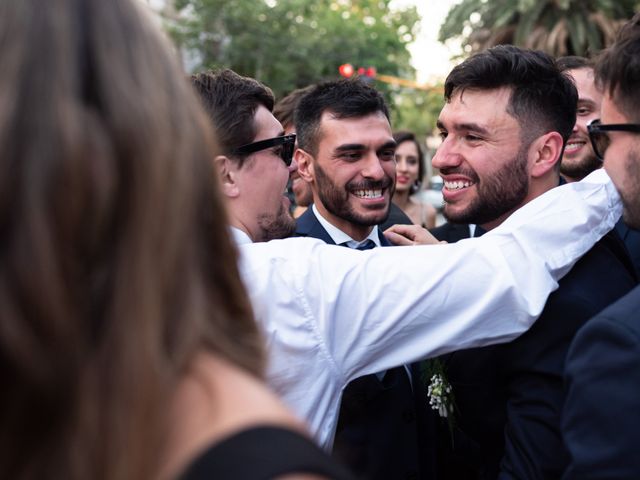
left=356, top=239, right=376, bottom=250
left=474, top=225, right=486, bottom=238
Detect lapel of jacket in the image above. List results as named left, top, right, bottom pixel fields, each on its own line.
left=294, top=206, right=337, bottom=245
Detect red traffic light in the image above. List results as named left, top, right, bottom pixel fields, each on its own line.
left=339, top=63, right=355, bottom=78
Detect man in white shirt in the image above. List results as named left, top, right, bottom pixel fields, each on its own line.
left=190, top=69, right=622, bottom=449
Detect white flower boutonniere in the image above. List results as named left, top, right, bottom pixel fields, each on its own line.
left=427, top=373, right=454, bottom=418
left=422, top=358, right=457, bottom=443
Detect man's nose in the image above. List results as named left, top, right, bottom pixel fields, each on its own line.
left=431, top=139, right=462, bottom=171
left=288, top=157, right=298, bottom=174
left=361, top=152, right=385, bottom=179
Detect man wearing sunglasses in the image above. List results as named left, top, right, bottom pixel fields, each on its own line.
left=189, top=68, right=622, bottom=455
left=556, top=56, right=640, bottom=280
left=191, top=69, right=297, bottom=243
left=563, top=14, right=640, bottom=479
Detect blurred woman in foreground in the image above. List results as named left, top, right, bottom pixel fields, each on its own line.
left=0, top=0, right=350, bottom=478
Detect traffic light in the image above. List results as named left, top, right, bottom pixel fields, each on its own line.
left=338, top=63, right=355, bottom=78
left=338, top=64, right=376, bottom=81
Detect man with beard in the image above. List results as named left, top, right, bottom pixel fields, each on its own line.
left=429, top=46, right=636, bottom=479
left=292, top=78, right=433, bottom=480
left=187, top=67, right=624, bottom=458
left=191, top=70, right=297, bottom=242
left=562, top=15, right=640, bottom=478
left=557, top=56, right=640, bottom=279
left=557, top=56, right=604, bottom=182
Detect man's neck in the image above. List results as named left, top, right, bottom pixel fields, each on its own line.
left=313, top=203, right=374, bottom=242
left=311, top=204, right=377, bottom=244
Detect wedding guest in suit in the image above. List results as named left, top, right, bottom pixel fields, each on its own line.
left=0, top=0, right=352, bottom=479
left=189, top=68, right=622, bottom=453
left=429, top=45, right=636, bottom=479
left=556, top=55, right=640, bottom=280
left=563, top=14, right=640, bottom=478
left=292, top=79, right=434, bottom=479
left=392, top=131, right=437, bottom=228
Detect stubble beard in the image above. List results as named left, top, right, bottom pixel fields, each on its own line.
left=560, top=150, right=602, bottom=181
left=621, top=149, right=640, bottom=229
left=256, top=203, right=296, bottom=241
left=314, top=161, right=394, bottom=227
left=443, top=144, right=530, bottom=226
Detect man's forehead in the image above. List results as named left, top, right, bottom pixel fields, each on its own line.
left=318, top=110, right=392, bottom=141
left=253, top=104, right=284, bottom=140
left=439, top=87, right=517, bottom=130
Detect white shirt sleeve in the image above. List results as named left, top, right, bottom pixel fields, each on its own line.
left=236, top=168, right=620, bottom=446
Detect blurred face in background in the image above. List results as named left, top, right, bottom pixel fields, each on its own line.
left=561, top=67, right=604, bottom=181
left=395, top=140, right=420, bottom=194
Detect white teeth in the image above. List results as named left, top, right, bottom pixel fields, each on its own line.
left=353, top=189, right=383, bottom=199
left=566, top=142, right=585, bottom=150
left=444, top=181, right=473, bottom=190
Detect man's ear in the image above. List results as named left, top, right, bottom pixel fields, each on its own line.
left=295, top=148, right=314, bottom=183
left=530, top=131, right=563, bottom=178
left=213, top=155, right=241, bottom=198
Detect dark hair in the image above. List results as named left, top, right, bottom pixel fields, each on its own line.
left=0, top=1, right=262, bottom=479
left=190, top=69, right=275, bottom=166
left=594, top=13, right=640, bottom=122
left=557, top=55, right=595, bottom=72
left=273, top=85, right=316, bottom=131
left=294, top=78, right=390, bottom=156
left=393, top=131, right=425, bottom=193
left=444, top=45, right=578, bottom=146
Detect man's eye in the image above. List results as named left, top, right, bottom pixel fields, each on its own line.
left=340, top=152, right=362, bottom=161
left=438, top=131, right=448, bottom=140
left=380, top=150, right=396, bottom=160
left=577, top=107, right=591, bottom=116
left=465, top=134, right=481, bottom=142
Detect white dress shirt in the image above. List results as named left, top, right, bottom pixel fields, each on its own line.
left=233, top=169, right=621, bottom=449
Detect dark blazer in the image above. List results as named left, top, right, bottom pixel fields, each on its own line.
left=562, top=285, right=640, bottom=479
left=295, top=207, right=435, bottom=480
left=615, top=219, right=640, bottom=280
left=429, top=222, right=473, bottom=243
left=428, top=222, right=637, bottom=480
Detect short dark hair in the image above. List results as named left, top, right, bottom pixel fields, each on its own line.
left=294, top=78, right=390, bottom=156
left=594, top=13, right=640, bottom=123
left=393, top=131, right=425, bottom=193
left=444, top=45, right=578, bottom=146
left=273, top=85, right=315, bottom=131
left=557, top=55, right=595, bottom=73
left=190, top=69, right=275, bottom=165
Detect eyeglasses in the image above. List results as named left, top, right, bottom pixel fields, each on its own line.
left=587, top=120, right=640, bottom=161
left=232, top=134, right=296, bottom=166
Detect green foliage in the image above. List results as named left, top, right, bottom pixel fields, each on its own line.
left=169, top=0, right=420, bottom=100
left=439, top=0, right=638, bottom=57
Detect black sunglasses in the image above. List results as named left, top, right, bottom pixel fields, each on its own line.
left=587, top=120, right=640, bottom=161
left=232, top=134, right=296, bottom=166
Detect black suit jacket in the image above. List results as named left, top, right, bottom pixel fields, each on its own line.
left=295, top=207, right=434, bottom=480
left=562, top=285, right=640, bottom=479
left=429, top=222, right=472, bottom=243
left=429, top=222, right=637, bottom=480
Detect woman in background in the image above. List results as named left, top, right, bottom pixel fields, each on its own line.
left=392, top=131, right=437, bottom=228
left=0, top=0, right=350, bottom=479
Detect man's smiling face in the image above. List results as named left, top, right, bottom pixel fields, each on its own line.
left=561, top=67, right=604, bottom=181
left=432, top=87, right=531, bottom=229
left=302, top=111, right=396, bottom=239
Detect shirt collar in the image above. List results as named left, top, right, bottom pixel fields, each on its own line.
left=230, top=226, right=253, bottom=245
left=311, top=204, right=381, bottom=248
